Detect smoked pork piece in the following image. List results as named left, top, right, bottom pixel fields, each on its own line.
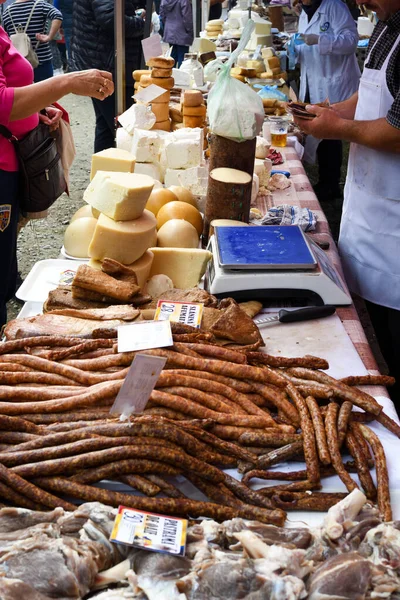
left=43, top=286, right=110, bottom=312
left=3, top=314, right=129, bottom=340
left=72, top=264, right=140, bottom=303
left=142, top=287, right=219, bottom=309
left=210, top=302, right=263, bottom=346
left=47, top=306, right=140, bottom=321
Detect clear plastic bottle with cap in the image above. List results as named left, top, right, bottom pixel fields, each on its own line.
left=180, top=53, right=204, bottom=88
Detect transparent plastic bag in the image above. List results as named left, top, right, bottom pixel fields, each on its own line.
left=257, top=85, right=288, bottom=102
left=207, top=21, right=264, bottom=141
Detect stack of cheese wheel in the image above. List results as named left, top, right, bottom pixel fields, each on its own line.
left=182, top=89, right=206, bottom=129
left=75, top=153, right=159, bottom=286
left=264, top=55, right=287, bottom=81
left=133, top=69, right=149, bottom=93
left=138, top=56, right=175, bottom=132
left=205, top=19, right=223, bottom=38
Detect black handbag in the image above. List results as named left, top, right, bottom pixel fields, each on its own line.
left=0, top=121, right=67, bottom=214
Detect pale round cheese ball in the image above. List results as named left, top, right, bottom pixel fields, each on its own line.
left=144, top=274, right=174, bottom=296
left=64, top=217, right=98, bottom=258
left=168, top=186, right=197, bottom=207
left=145, top=188, right=178, bottom=216
left=70, top=205, right=98, bottom=222
left=156, top=201, right=203, bottom=235
left=157, top=219, right=199, bottom=248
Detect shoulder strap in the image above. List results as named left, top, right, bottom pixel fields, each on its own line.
left=0, top=124, right=16, bottom=141
left=24, top=0, right=41, bottom=34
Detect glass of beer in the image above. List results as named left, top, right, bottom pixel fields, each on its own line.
left=269, top=117, right=289, bottom=147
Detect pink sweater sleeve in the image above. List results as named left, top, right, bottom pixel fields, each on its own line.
left=0, top=53, right=15, bottom=125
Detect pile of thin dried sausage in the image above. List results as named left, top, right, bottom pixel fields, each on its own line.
left=0, top=334, right=396, bottom=523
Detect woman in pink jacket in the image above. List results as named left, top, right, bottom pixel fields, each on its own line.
left=0, top=16, right=114, bottom=327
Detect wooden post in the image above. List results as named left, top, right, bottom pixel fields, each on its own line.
left=269, top=6, right=284, bottom=31
left=208, top=134, right=256, bottom=177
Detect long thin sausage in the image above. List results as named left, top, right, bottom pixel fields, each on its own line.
left=346, top=431, right=376, bottom=501
left=340, top=375, right=395, bottom=387
left=247, top=352, right=329, bottom=370
left=325, top=402, right=358, bottom=492
left=159, top=386, right=234, bottom=414
left=286, top=384, right=319, bottom=483
left=118, top=475, right=161, bottom=497
left=71, top=459, right=181, bottom=484
left=272, top=491, right=347, bottom=511
left=359, top=424, right=391, bottom=521
left=177, top=344, right=247, bottom=364
left=0, top=480, right=47, bottom=510
left=0, top=336, right=87, bottom=353
left=33, top=476, right=286, bottom=525
left=179, top=425, right=258, bottom=464
left=47, top=339, right=115, bottom=361
left=305, top=396, right=331, bottom=465
left=146, top=475, right=185, bottom=498
left=168, top=369, right=254, bottom=393
left=0, top=414, right=43, bottom=435
left=337, top=401, right=353, bottom=447
left=0, top=371, right=83, bottom=386
left=247, top=381, right=300, bottom=426
left=238, top=431, right=302, bottom=448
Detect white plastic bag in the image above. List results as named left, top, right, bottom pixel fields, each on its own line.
left=207, top=21, right=264, bottom=141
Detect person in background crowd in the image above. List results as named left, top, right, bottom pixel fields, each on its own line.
left=209, top=0, right=224, bottom=21
left=296, top=0, right=360, bottom=201
left=0, top=2, right=113, bottom=326
left=294, top=0, right=400, bottom=404
left=70, top=0, right=145, bottom=153
left=2, top=0, right=62, bottom=81
left=54, top=0, right=71, bottom=56
left=160, top=0, right=193, bottom=67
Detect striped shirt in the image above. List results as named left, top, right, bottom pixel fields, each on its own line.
left=2, top=0, right=62, bottom=64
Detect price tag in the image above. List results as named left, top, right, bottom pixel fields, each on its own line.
left=141, top=34, right=163, bottom=64
left=110, top=354, right=166, bottom=418
left=134, top=83, right=168, bottom=104
left=110, top=506, right=187, bottom=556
left=154, top=300, right=204, bottom=329
left=117, top=320, right=173, bottom=353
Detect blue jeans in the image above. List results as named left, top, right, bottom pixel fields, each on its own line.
left=171, top=45, right=189, bottom=68
left=0, top=170, right=20, bottom=328
left=34, top=60, right=54, bottom=82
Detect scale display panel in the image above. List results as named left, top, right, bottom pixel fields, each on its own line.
left=214, top=225, right=317, bottom=270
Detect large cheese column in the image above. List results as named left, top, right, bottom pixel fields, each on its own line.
left=89, top=210, right=157, bottom=264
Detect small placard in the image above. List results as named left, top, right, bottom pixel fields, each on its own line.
left=110, top=354, right=166, bottom=417
left=111, top=506, right=187, bottom=556
left=154, top=300, right=204, bottom=329
left=172, top=68, right=191, bottom=87
left=118, top=319, right=173, bottom=353
left=134, top=83, right=169, bottom=104
left=141, top=34, right=163, bottom=64
left=59, top=269, right=76, bottom=285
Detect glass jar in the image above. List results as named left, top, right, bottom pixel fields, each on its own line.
left=180, top=53, right=204, bottom=88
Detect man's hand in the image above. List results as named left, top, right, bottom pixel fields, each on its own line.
left=302, top=34, right=319, bottom=46
left=293, top=105, right=344, bottom=139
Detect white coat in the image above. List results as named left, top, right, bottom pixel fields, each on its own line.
left=297, top=0, right=361, bottom=104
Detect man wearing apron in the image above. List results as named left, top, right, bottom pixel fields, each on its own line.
left=294, top=0, right=400, bottom=404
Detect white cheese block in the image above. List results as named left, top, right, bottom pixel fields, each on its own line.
left=171, top=127, right=204, bottom=155
left=84, top=171, right=154, bottom=221
left=165, top=138, right=202, bottom=170
left=131, top=129, right=162, bottom=163
left=149, top=247, right=212, bottom=288
left=256, top=136, right=270, bottom=159
left=255, top=20, right=271, bottom=35
left=135, top=161, right=165, bottom=184
left=88, top=210, right=157, bottom=264
left=254, top=158, right=272, bottom=186
left=88, top=249, right=154, bottom=287
left=90, top=148, right=136, bottom=181
left=164, top=168, right=185, bottom=187
left=116, top=128, right=134, bottom=152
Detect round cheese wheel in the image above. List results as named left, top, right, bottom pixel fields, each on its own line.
left=183, top=90, right=203, bottom=107
left=183, top=115, right=205, bottom=128
left=64, top=217, right=98, bottom=258
left=150, top=101, right=170, bottom=123
left=151, top=90, right=171, bottom=104
left=91, top=207, right=101, bottom=218
left=146, top=188, right=178, bottom=216
left=168, top=186, right=197, bottom=207
left=147, top=56, right=175, bottom=69
left=156, top=201, right=203, bottom=235
left=133, top=69, right=149, bottom=82
left=152, top=118, right=171, bottom=132
left=140, top=75, right=175, bottom=90
left=157, top=219, right=199, bottom=248
left=182, top=104, right=206, bottom=117
left=71, top=205, right=97, bottom=222
left=151, top=67, right=173, bottom=78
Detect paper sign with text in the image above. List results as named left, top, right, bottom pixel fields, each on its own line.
left=134, top=83, right=169, bottom=104
left=154, top=300, right=204, bottom=329
left=117, top=319, right=173, bottom=353
left=141, top=34, right=163, bottom=64
left=111, top=506, right=187, bottom=556
left=110, top=354, right=166, bottom=417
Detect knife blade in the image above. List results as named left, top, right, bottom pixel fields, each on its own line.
left=254, top=305, right=336, bottom=326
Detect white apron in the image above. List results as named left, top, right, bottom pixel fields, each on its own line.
left=339, top=28, right=400, bottom=309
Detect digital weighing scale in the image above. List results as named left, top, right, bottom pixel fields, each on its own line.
left=204, top=225, right=351, bottom=306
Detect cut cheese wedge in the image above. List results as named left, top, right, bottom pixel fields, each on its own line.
left=88, top=210, right=157, bottom=264
left=149, top=247, right=212, bottom=288
left=90, top=148, right=136, bottom=181
left=84, top=171, right=154, bottom=221
left=88, top=249, right=154, bottom=287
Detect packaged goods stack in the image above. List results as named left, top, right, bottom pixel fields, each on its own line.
left=137, top=56, right=176, bottom=132
left=205, top=19, right=224, bottom=39
left=182, top=90, right=206, bottom=129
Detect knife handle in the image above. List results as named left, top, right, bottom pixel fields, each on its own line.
left=278, top=306, right=336, bottom=323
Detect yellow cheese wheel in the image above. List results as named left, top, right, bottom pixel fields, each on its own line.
left=183, top=89, right=203, bottom=107
left=88, top=210, right=157, bottom=264
left=150, top=101, right=170, bottom=122
left=167, top=186, right=197, bottom=207
left=151, top=118, right=171, bottom=132
left=64, top=217, right=98, bottom=258
left=156, top=201, right=203, bottom=235
left=151, top=90, right=171, bottom=104
left=133, top=69, right=149, bottom=82
left=140, top=75, right=175, bottom=90
left=147, top=56, right=175, bottom=69
left=157, top=219, right=199, bottom=248
left=183, top=115, right=205, bottom=128
left=151, top=67, right=173, bottom=78
left=70, top=205, right=97, bottom=222
left=145, top=187, right=178, bottom=216
left=182, top=104, right=206, bottom=117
